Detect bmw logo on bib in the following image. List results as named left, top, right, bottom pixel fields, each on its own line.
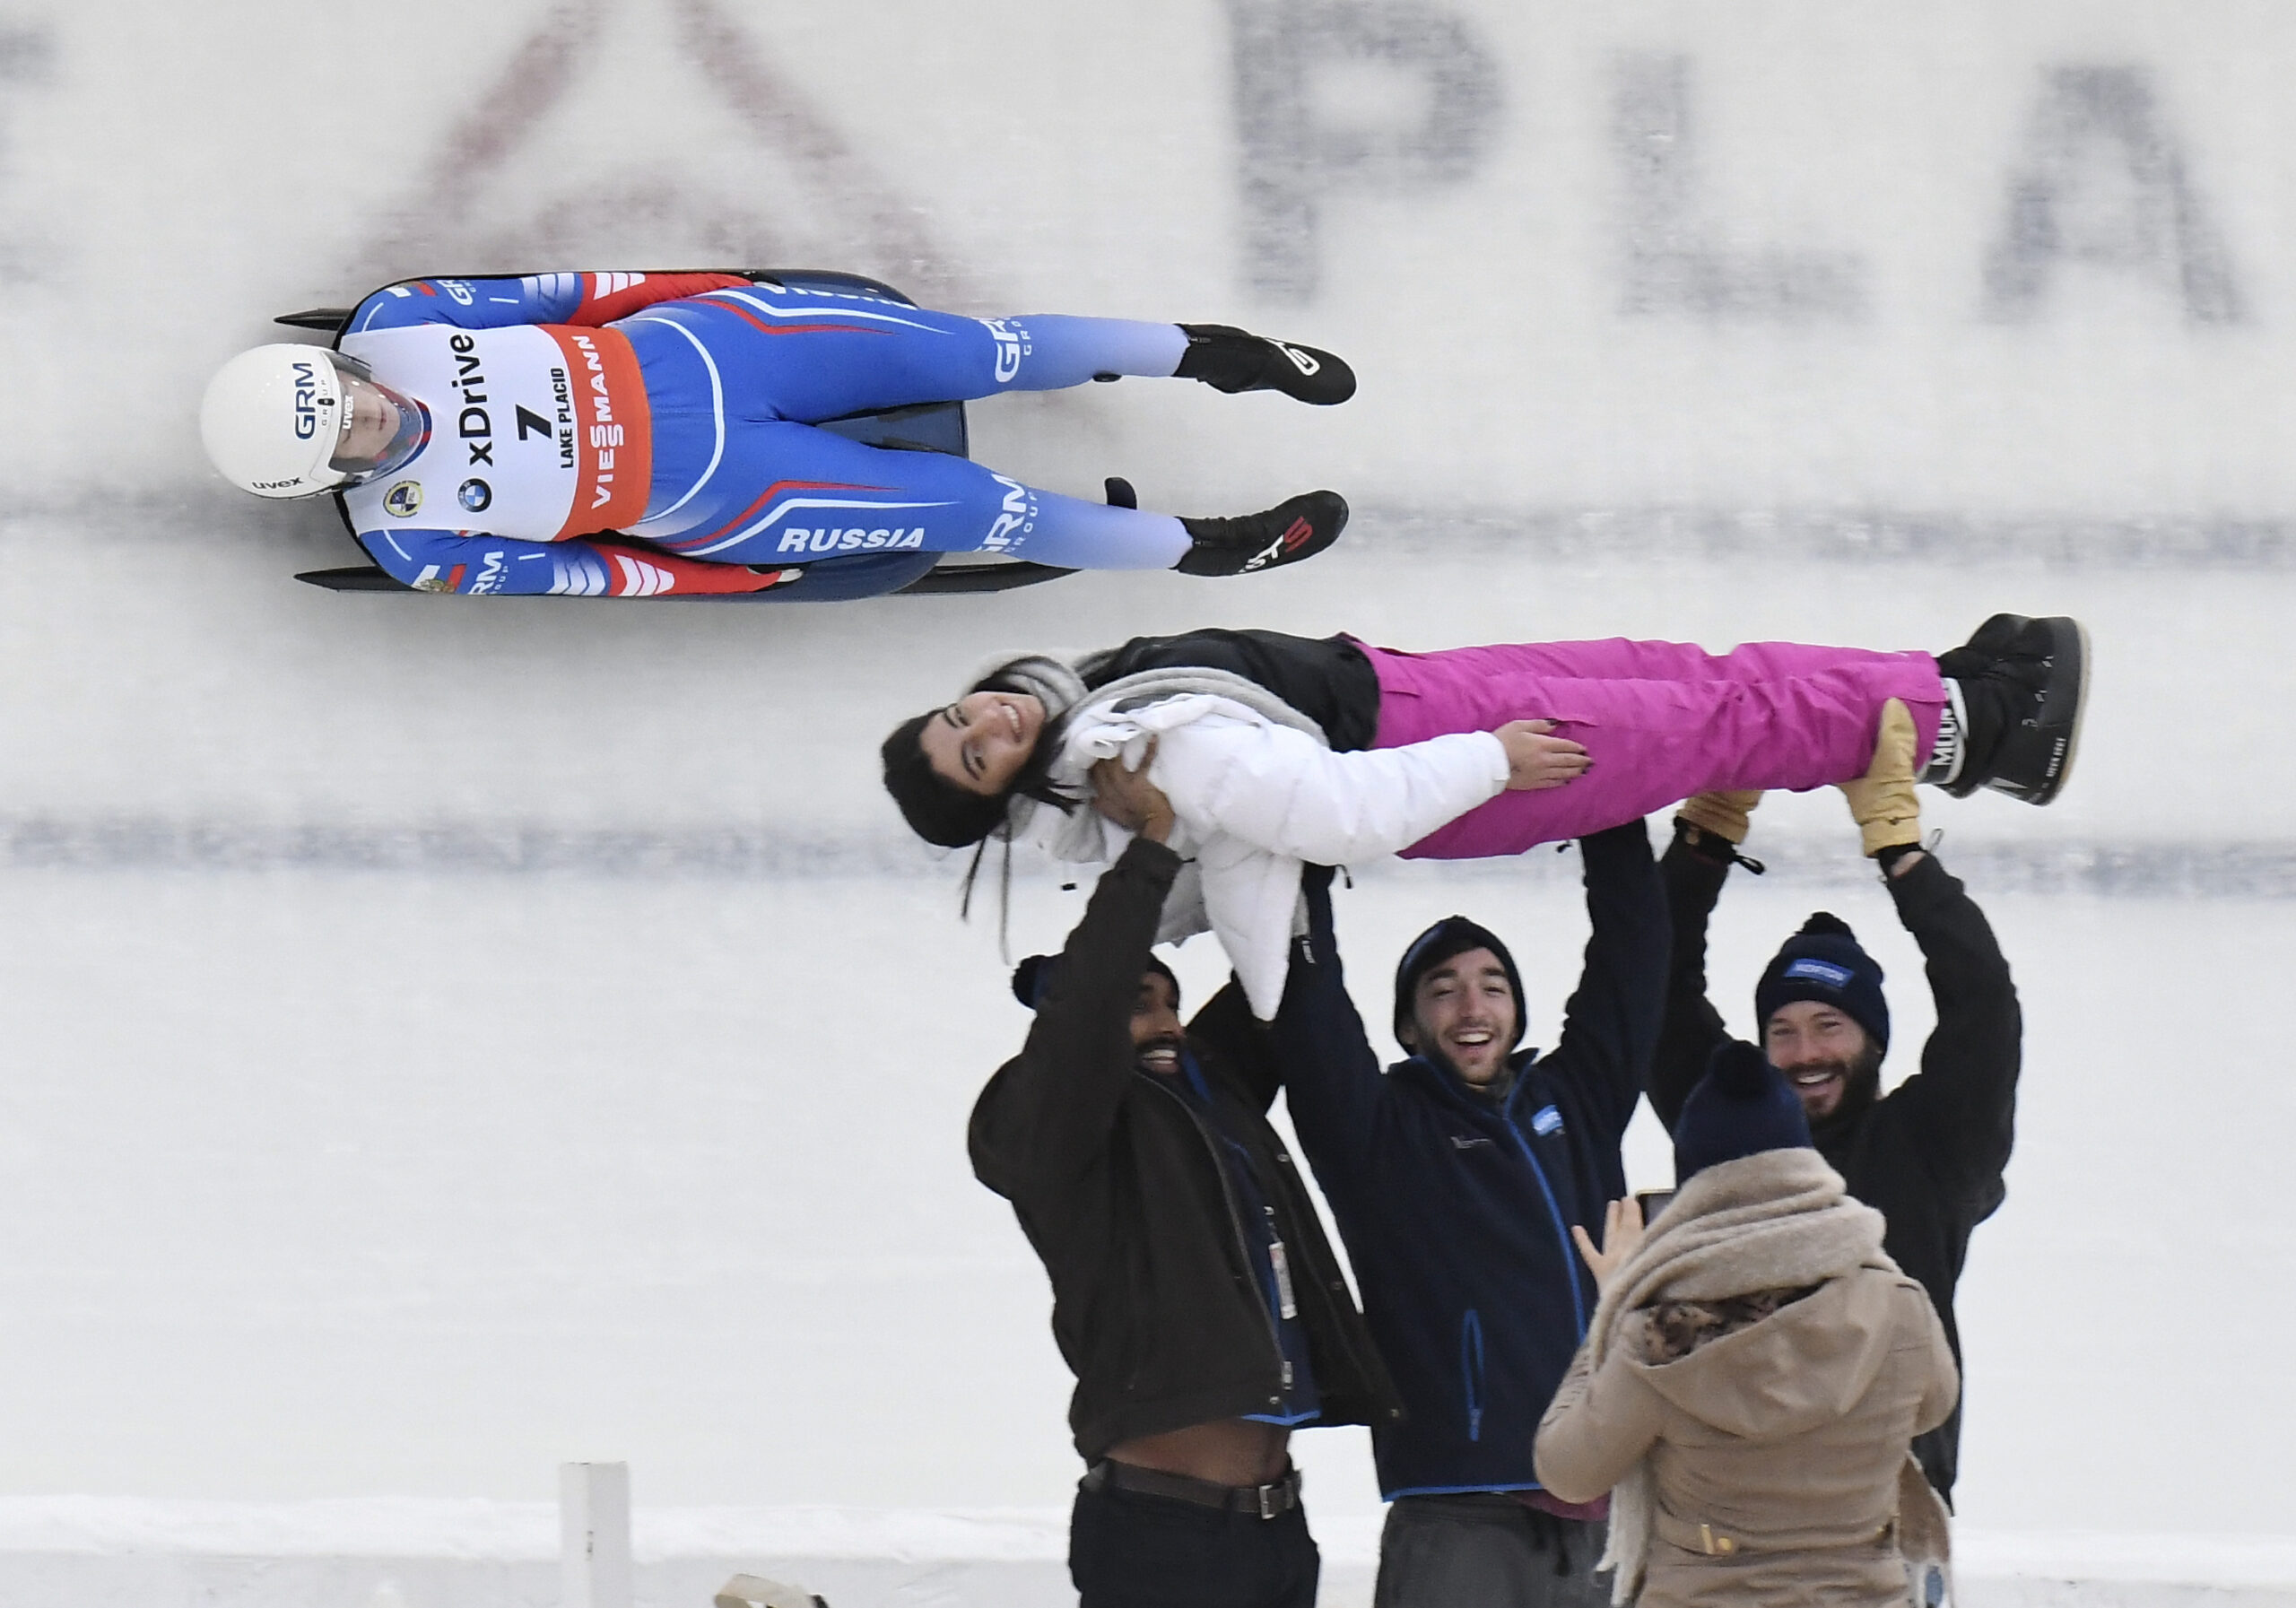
left=457, top=478, right=492, bottom=514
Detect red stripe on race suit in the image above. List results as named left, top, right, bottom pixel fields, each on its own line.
left=544, top=326, right=654, bottom=537
left=670, top=477, right=891, bottom=551
left=701, top=295, right=887, bottom=338
left=573, top=271, right=752, bottom=326
left=589, top=541, right=793, bottom=596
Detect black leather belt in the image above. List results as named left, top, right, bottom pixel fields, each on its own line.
left=1083, top=1459, right=1304, bottom=1519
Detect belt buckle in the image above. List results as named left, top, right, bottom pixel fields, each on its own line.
left=1257, top=1483, right=1275, bottom=1520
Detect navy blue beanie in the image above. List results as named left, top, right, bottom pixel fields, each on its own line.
left=1754, top=912, right=1889, bottom=1054
left=1674, top=1040, right=1815, bottom=1184
left=1012, top=951, right=1177, bottom=1011
left=1392, top=916, right=1526, bottom=1053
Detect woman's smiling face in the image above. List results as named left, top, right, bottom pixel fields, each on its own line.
left=918, top=690, right=1047, bottom=795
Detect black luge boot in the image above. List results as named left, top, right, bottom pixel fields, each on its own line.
left=1174, top=325, right=1356, bottom=405
left=1174, top=491, right=1348, bottom=577
left=1934, top=614, right=2090, bottom=804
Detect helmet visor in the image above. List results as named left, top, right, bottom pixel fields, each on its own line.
left=327, top=364, right=431, bottom=484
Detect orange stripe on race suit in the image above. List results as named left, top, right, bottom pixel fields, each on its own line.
left=544, top=326, right=654, bottom=537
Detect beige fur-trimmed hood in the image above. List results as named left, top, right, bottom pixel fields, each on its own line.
left=1627, top=1272, right=1902, bottom=1440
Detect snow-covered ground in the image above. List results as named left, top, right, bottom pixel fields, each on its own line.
left=0, top=1494, right=2291, bottom=1608
left=1, top=0, right=2292, bottom=1601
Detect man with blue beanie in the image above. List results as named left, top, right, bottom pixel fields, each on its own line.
left=1652, top=694, right=2021, bottom=1506
left=1263, top=818, right=1669, bottom=1607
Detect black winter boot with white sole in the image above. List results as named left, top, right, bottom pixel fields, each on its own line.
left=1173, top=491, right=1348, bottom=578
left=1926, top=613, right=2090, bottom=805
left=1174, top=325, right=1357, bottom=404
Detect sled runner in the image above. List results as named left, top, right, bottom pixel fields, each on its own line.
left=279, top=268, right=1077, bottom=601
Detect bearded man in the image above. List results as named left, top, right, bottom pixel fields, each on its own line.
left=1651, top=694, right=2022, bottom=1505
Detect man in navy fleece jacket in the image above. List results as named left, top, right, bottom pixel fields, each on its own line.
left=1266, top=821, right=1667, bottom=1607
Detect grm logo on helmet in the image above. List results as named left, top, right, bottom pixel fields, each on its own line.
left=1782, top=958, right=1854, bottom=988
left=457, top=478, right=492, bottom=513
left=290, top=360, right=327, bottom=440
left=383, top=481, right=423, bottom=518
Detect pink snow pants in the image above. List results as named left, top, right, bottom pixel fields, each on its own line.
left=1359, top=638, right=1945, bottom=859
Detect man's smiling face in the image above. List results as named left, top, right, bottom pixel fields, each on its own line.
left=1762, top=1001, right=1876, bottom=1121
left=1402, top=946, right=1518, bottom=1088
left=1131, top=969, right=1184, bottom=1076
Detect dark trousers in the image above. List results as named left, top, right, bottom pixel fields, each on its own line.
left=1069, top=1479, right=1319, bottom=1608
left=1374, top=1494, right=1611, bottom=1608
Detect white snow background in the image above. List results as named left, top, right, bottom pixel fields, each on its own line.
left=0, top=0, right=2292, bottom=1601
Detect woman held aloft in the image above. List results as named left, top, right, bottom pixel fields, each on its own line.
left=879, top=619, right=2088, bottom=1017
left=1533, top=1042, right=1958, bottom=1608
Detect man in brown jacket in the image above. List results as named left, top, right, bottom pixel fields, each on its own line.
left=1534, top=1043, right=1957, bottom=1608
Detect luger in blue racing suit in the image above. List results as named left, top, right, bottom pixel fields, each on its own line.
left=337, top=271, right=1200, bottom=596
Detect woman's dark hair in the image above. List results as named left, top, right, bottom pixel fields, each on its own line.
left=881, top=712, right=1010, bottom=847
left=879, top=666, right=1076, bottom=849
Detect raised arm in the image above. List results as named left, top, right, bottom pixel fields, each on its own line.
left=1543, top=820, right=1670, bottom=1137
left=1258, top=865, right=1396, bottom=1191
left=356, top=528, right=797, bottom=596
left=1091, top=749, right=1388, bottom=1152
left=1650, top=820, right=1741, bottom=1131
left=968, top=835, right=1184, bottom=1204
left=1871, top=854, right=2022, bottom=1204
left=345, top=272, right=755, bottom=335
left=1185, top=975, right=1283, bottom=1116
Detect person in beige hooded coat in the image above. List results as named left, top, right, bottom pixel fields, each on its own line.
left=1534, top=1042, right=1958, bottom=1607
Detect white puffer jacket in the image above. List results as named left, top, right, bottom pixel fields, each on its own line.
left=1017, top=691, right=1509, bottom=1017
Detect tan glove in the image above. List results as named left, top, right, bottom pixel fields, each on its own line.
left=1839, top=697, right=1920, bottom=856
left=1676, top=789, right=1763, bottom=846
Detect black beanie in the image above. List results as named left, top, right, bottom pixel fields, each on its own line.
left=1754, top=912, right=1890, bottom=1054
left=1391, top=916, right=1526, bottom=1053
left=1674, top=1040, right=1815, bottom=1183
left=881, top=711, right=1010, bottom=848
left=1013, top=951, right=1178, bottom=1012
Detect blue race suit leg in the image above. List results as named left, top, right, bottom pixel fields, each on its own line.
left=618, top=293, right=1191, bottom=569
left=627, top=282, right=1187, bottom=419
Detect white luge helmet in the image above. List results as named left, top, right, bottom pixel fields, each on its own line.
left=199, top=343, right=353, bottom=499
